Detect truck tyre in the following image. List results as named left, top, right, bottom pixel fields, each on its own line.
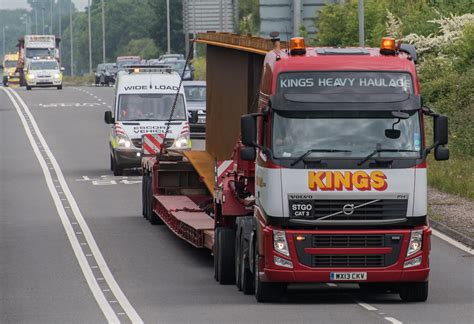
left=147, top=176, right=163, bottom=225
left=2, top=76, right=7, bottom=86
left=239, top=233, right=254, bottom=294
left=216, top=227, right=236, bottom=285
left=26, top=86, right=32, bottom=90
left=235, top=232, right=242, bottom=290
left=399, top=282, right=428, bottom=302
left=254, top=238, right=285, bottom=302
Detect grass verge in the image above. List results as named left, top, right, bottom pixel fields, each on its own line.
left=428, top=155, right=474, bottom=201
left=63, top=73, right=94, bottom=86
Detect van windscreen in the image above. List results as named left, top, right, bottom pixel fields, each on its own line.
left=118, top=94, right=186, bottom=121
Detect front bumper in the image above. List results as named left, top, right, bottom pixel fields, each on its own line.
left=27, top=78, right=62, bottom=87
left=114, top=148, right=142, bottom=168
left=259, top=225, right=431, bottom=283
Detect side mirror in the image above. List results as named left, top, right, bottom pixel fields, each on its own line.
left=434, top=115, right=448, bottom=145
left=241, top=114, right=256, bottom=146
left=434, top=146, right=449, bottom=161
left=240, top=146, right=256, bottom=161
left=104, top=111, right=114, bottom=124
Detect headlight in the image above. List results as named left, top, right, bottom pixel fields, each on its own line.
left=117, top=135, right=132, bottom=148
left=54, top=73, right=61, bottom=79
left=407, top=230, right=423, bottom=257
left=172, top=133, right=190, bottom=149
left=273, top=230, right=290, bottom=257
left=27, top=74, right=36, bottom=80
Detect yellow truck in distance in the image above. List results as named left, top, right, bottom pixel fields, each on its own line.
left=2, top=53, right=20, bottom=86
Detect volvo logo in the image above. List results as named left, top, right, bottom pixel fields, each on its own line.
left=342, top=204, right=355, bottom=215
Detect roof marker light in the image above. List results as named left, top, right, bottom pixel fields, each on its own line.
left=380, top=37, right=396, bottom=55
left=290, top=37, right=306, bottom=56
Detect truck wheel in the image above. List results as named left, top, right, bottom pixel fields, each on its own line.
left=399, top=282, right=428, bottom=302
left=147, top=176, right=163, bottom=225
left=254, top=239, right=285, bottom=302
left=217, top=227, right=236, bottom=285
left=26, top=86, right=32, bottom=90
left=239, top=233, right=254, bottom=294
left=235, top=232, right=242, bottom=290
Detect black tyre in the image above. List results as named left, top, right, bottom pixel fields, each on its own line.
left=110, top=155, right=114, bottom=171
left=26, top=86, right=32, bottom=90
left=217, top=227, right=236, bottom=285
left=214, top=228, right=220, bottom=282
left=240, top=233, right=254, bottom=294
left=399, top=282, right=428, bottom=302
left=254, top=238, right=285, bottom=302
left=142, top=172, right=148, bottom=218
left=235, top=233, right=242, bottom=290
left=147, top=175, right=163, bottom=225
left=57, top=85, right=62, bottom=90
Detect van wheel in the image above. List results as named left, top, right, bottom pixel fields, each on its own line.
left=399, top=282, right=428, bottom=302
left=26, top=86, right=32, bottom=90
left=57, top=85, right=62, bottom=90
left=112, top=157, right=123, bottom=176
left=217, top=228, right=235, bottom=285
left=254, top=239, right=285, bottom=302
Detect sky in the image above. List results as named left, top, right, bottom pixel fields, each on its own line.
left=0, top=0, right=89, bottom=11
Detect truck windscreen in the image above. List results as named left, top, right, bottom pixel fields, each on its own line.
left=4, top=60, right=17, bottom=68
left=272, top=110, right=421, bottom=160
left=278, top=71, right=413, bottom=95
left=118, top=94, right=186, bottom=121
left=26, top=48, right=54, bottom=58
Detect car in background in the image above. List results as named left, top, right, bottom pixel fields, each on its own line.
left=116, top=56, right=141, bottom=72
left=183, top=80, right=206, bottom=138
left=25, top=58, right=63, bottom=90
left=158, top=53, right=184, bottom=62
left=99, top=63, right=117, bottom=86
left=95, top=63, right=105, bottom=85
left=163, top=59, right=194, bottom=80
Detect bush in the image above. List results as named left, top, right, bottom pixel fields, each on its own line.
left=192, top=57, right=206, bottom=81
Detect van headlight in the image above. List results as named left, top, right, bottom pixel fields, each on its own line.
left=172, top=133, right=190, bottom=149
left=117, top=135, right=132, bottom=148
left=273, top=230, right=290, bottom=257
left=27, top=74, right=36, bottom=80
left=54, top=73, right=61, bottom=79
left=407, top=230, right=423, bottom=257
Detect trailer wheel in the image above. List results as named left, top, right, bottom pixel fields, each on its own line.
left=254, top=239, right=285, bottom=302
left=399, top=282, right=428, bottom=302
left=217, top=227, right=235, bottom=285
left=141, top=172, right=148, bottom=218
left=147, top=176, right=163, bottom=225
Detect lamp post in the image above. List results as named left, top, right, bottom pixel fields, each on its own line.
left=358, top=0, right=365, bottom=47
left=34, top=1, right=38, bottom=34
left=88, top=0, right=92, bottom=73
left=42, top=6, right=45, bottom=34
left=70, top=0, right=74, bottom=76
left=101, top=0, right=106, bottom=63
left=166, top=0, right=171, bottom=53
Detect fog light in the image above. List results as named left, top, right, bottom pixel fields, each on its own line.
left=274, top=256, right=293, bottom=269
left=404, top=256, right=422, bottom=268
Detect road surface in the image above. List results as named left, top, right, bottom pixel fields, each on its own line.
left=0, top=85, right=472, bottom=324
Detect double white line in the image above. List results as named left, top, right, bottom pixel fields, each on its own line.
left=2, top=87, right=143, bottom=324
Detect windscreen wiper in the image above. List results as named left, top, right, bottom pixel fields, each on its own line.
left=290, top=149, right=352, bottom=166
left=357, top=149, right=419, bottom=166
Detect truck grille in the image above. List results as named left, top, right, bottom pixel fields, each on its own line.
left=312, top=235, right=384, bottom=248
left=312, top=255, right=384, bottom=267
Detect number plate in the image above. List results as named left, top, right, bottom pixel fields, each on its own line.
left=330, top=272, right=367, bottom=281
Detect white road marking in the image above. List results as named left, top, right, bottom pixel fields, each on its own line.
left=432, top=229, right=474, bottom=255
left=4, top=87, right=143, bottom=324
left=384, top=317, right=403, bottom=324
left=358, top=302, right=377, bottom=311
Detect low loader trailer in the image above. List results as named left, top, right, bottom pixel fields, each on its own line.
left=141, top=33, right=449, bottom=302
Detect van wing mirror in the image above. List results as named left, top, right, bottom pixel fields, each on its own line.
left=434, top=146, right=449, bottom=161
left=241, top=114, right=256, bottom=146
left=104, top=111, right=114, bottom=124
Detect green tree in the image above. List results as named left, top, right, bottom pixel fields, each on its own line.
left=238, top=0, right=260, bottom=35
left=118, top=38, right=161, bottom=59
left=148, top=0, right=184, bottom=55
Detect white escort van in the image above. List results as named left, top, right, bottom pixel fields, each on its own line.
left=104, top=66, right=190, bottom=175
